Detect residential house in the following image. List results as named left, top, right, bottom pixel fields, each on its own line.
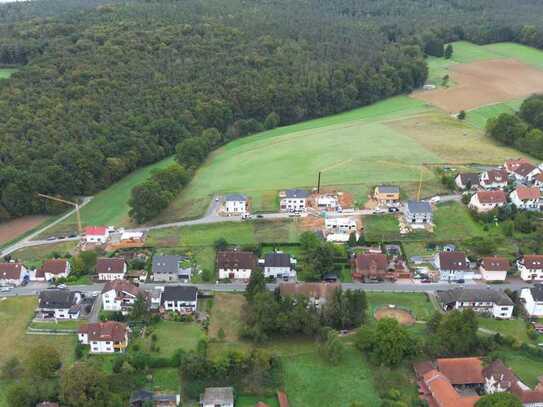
left=510, top=187, right=541, bottom=210
left=518, top=255, right=543, bottom=281
left=37, top=288, right=82, bottom=320
left=324, top=217, right=358, bottom=242
left=352, top=253, right=388, bottom=282
left=0, top=262, right=28, bottom=286
left=223, top=194, right=248, bottom=215
left=404, top=201, right=432, bottom=224
left=200, top=387, right=234, bottom=407
left=455, top=173, right=480, bottom=190
left=279, top=189, right=309, bottom=212
left=436, top=287, right=514, bottom=319
left=468, top=190, right=507, bottom=213
left=259, top=252, right=297, bottom=280
left=480, top=168, right=509, bottom=190
left=480, top=256, right=509, bottom=281
left=102, top=279, right=145, bottom=313
left=316, top=193, right=340, bottom=211
left=520, top=284, right=543, bottom=317
left=435, top=251, right=472, bottom=282
left=534, top=173, right=543, bottom=190
left=509, top=162, right=540, bottom=183
left=130, top=390, right=181, bottom=407
left=83, top=226, right=109, bottom=244
left=41, top=259, right=71, bottom=281
left=78, top=321, right=129, bottom=354
left=505, top=158, right=532, bottom=173
left=279, top=282, right=340, bottom=308
left=152, top=255, right=192, bottom=282
left=217, top=250, right=257, bottom=280
left=96, top=258, right=127, bottom=281
left=484, top=359, right=543, bottom=406
left=374, top=185, right=401, bottom=206
left=160, top=285, right=198, bottom=314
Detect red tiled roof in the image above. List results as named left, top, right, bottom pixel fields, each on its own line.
left=0, top=263, right=22, bottom=280
left=437, top=358, right=483, bottom=385
left=505, top=158, right=532, bottom=172
left=513, top=162, right=538, bottom=177
left=84, top=226, right=108, bottom=236
left=515, top=186, right=541, bottom=201
left=79, top=321, right=128, bottom=342
left=475, top=190, right=507, bottom=204
left=355, top=253, right=388, bottom=272
left=41, top=259, right=68, bottom=275
left=423, top=370, right=479, bottom=407
left=483, top=169, right=508, bottom=184
left=522, top=255, right=543, bottom=269
left=438, top=252, right=468, bottom=271
left=217, top=251, right=257, bottom=270
left=481, top=256, right=509, bottom=272
left=96, top=258, right=125, bottom=274
left=102, top=279, right=142, bottom=297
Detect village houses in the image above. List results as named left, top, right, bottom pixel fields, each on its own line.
left=520, top=284, right=543, bottom=317
left=152, top=255, right=192, bottom=282
left=469, top=190, right=507, bottom=213
left=509, top=162, right=540, bottom=183
left=217, top=250, right=257, bottom=280
left=78, top=321, right=129, bottom=354
left=517, top=255, right=543, bottom=281
left=404, top=201, right=433, bottom=225
left=455, top=173, right=480, bottom=190
left=436, top=287, right=514, bottom=319
left=374, top=185, right=401, bottom=206
left=435, top=251, right=472, bottom=282
left=222, top=194, right=249, bottom=216
left=0, top=262, right=28, bottom=286
left=96, top=258, right=127, bottom=281
left=40, top=259, right=71, bottom=281
left=279, top=189, right=309, bottom=212
left=479, top=256, right=509, bottom=281
left=480, top=168, right=509, bottom=190
left=37, top=288, right=83, bottom=320
left=259, top=252, right=297, bottom=280
left=83, top=226, right=110, bottom=244
left=324, top=217, right=358, bottom=242
left=101, top=279, right=145, bottom=314
left=510, top=186, right=541, bottom=210
left=159, top=285, right=198, bottom=314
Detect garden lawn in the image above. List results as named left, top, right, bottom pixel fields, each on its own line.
left=237, top=395, right=279, bottom=407
left=283, top=347, right=380, bottom=407
left=208, top=293, right=246, bottom=342
left=432, top=202, right=485, bottom=241
left=10, top=241, right=77, bottom=268
left=366, top=292, right=436, bottom=321
left=0, top=68, right=17, bottom=79
left=478, top=318, right=532, bottom=344
left=363, top=215, right=400, bottom=241
left=138, top=321, right=205, bottom=356
left=503, top=351, right=543, bottom=388
left=150, top=367, right=180, bottom=392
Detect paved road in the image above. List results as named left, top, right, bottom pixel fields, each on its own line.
left=1, top=197, right=93, bottom=258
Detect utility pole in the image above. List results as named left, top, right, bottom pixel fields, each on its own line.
left=417, top=166, right=424, bottom=201
left=37, top=193, right=82, bottom=234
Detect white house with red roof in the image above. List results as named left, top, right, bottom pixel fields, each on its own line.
left=0, top=263, right=28, bottom=286
left=510, top=187, right=541, bottom=210
left=468, top=190, right=507, bottom=213
left=518, top=255, right=543, bottom=281
left=479, top=256, right=509, bottom=281
left=479, top=169, right=508, bottom=190
left=504, top=158, right=532, bottom=174
left=509, top=162, right=541, bottom=183
left=96, top=258, right=127, bottom=281
left=83, top=226, right=109, bottom=244
left=41, top=259, right=71, bottom=281
left=101, top=279, right=145, bottom=313
left=78, top=321, right=129, bottom=353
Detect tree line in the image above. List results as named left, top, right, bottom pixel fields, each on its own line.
left=3, top=0, right=543, bottom=220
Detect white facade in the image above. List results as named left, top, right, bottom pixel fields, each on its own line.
left=98, top=264, right=127, bottom=281
left=78, top=333, right=128, bottom=354
left=0, top=265, right=28, bottom=286
left=521, top=287, right=543, bottom=317
left=317, top=195, right=339, bottom=210
left=453, top=300, right=513, bottom=319
left=280, top=197, right=306, bottom=212
left=44, top=262, right=71, bottom=281
left=102, top=289, right=136, bottom=312
left=325, top=217, right=357, bottom=233
left=518, top=260, right=543, bottom=281
left=49, top=307, right=80, bottom=320
left=162, top=298, right=197, bottom=314
left=480, top=268, right=507, bottom=282
left=218, top=267, right=251, bottom=280
left=468, top=194, right=505, bottom=213
left=510, top=191, right=541, bottom=210
left=223, top=199, right=247, bottom=215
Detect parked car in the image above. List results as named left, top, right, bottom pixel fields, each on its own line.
left=57, top=284, right=67, bottom=289
left=46, top=236, right=56, bottom=241
left=0, top=287, right=11, bottom=292
left=388, top=207, right=400, bottom=213
left=421, top=278, right=432, bottom=283
left=256, top=214, right=264, bottom=218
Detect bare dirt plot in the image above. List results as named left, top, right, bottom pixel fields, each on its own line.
left=0, top=215, right=48, bottom=245
left=375, top=307, right=416, bottom=326
left=412, top=59, right=543, bottom=113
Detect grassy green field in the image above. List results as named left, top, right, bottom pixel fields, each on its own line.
left=478, top=318, right=532, bottom=344
left=238, top=395, right=279, bottom=407
left=465, top=99, right=523, bottom=129
left=366, top=292, right=435, bottom=321
left=503, top=351, right=543, bottom=388
left=0, top=68, right=17, bottom=79
left=10, top=241, right=77, bottom=268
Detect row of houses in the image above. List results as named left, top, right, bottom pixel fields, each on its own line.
left=468, top=186, right=542, bottom=213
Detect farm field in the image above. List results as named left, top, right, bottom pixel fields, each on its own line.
left=0, top=215, right=49, bottom=246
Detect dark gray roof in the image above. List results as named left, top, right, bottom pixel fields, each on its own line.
left=161, top=285, right=197, bottom=304
left=225, top=193, right=247, bottom=202
left=264, top=252, right=292, bottom=268
left=437, top=288, right=513, bottom=306
left=529, top=284, right=543, bottom=302
left=457, top=173, right=480, bottom=185
left=406, top=201, right=432, bottom=214
left=152, top=255, right=188, bottom=275
left=376, top=185, right=400, bottom=194
left=201, top=387, right=234, bottom=404
left=38, top=289, right=79, bottom=309
left=285, top=189, right=309, bottom=199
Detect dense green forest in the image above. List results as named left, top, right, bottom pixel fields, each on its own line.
left=2, top=0, right=543, bottom=220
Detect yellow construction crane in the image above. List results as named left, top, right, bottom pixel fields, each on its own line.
left=37, top=193, right=82, bottom=234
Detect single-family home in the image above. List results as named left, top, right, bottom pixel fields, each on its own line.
left=279, top=282, right=340, bottom=308
left=480, top=168, right=509, bottom=190
left=518, top=255, right=543, bottom=281
left=374, top=185, right=401, bottom=206
left=0, top=262, right=28, bottom=286
left=96, top=258, right=127, bottom=281
left=511, top=162, right=541, bottom=183
left=404, top=201, right=432, bottom=225
left=484, top=359, right=543, bottom=406
left=520, top=284, right=543, bottom=317
left=200, top=387, right=234, bottom=407
left=435, top=251, right=471, bottom=282
left=455, top=173, right=480, bottom=190
left=259, top=252, right=297, bottom=280
left=325, top=217, right=358, bottom=234
left=40, top=259, right=71, bottom=281
left=315, top=193, right=340, bottom=211
left=37, top=288, right=82, bottom=320
left=480, top=256, right=509, bottom=281
left=436, top=287, right=514, bottom=319
left=102, top=279, right=145, bottom=313
left=152, top=255, right=192, bottom=282
left=83, top=226, right=109, bottom=244
left=510, top=186, right=541, bottom=210
left=78, top=321, right=129, bottom=354
left=279, top=189, right=309, bottom=212
left=217, top=250, right=257, bottom=280
left=352, top=253, right=388, bottom=282
left=505, top=158, right=532, bottom=174
left=468, top=190, right=507, bottom=213
left=222, top=194, right=249, bottom=215
left=160, top=285, right=198, bottom=314
left=129, top=390, right=181, bottom=407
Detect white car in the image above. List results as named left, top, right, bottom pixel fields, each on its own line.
left=429, top=196, right=441, bottom=204
left=57, top=284, right=67, bottom=289
left=0, top=287, right=11, bottom=292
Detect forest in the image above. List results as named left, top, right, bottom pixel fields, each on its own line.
left=2, top=0, right=543, bottom=220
